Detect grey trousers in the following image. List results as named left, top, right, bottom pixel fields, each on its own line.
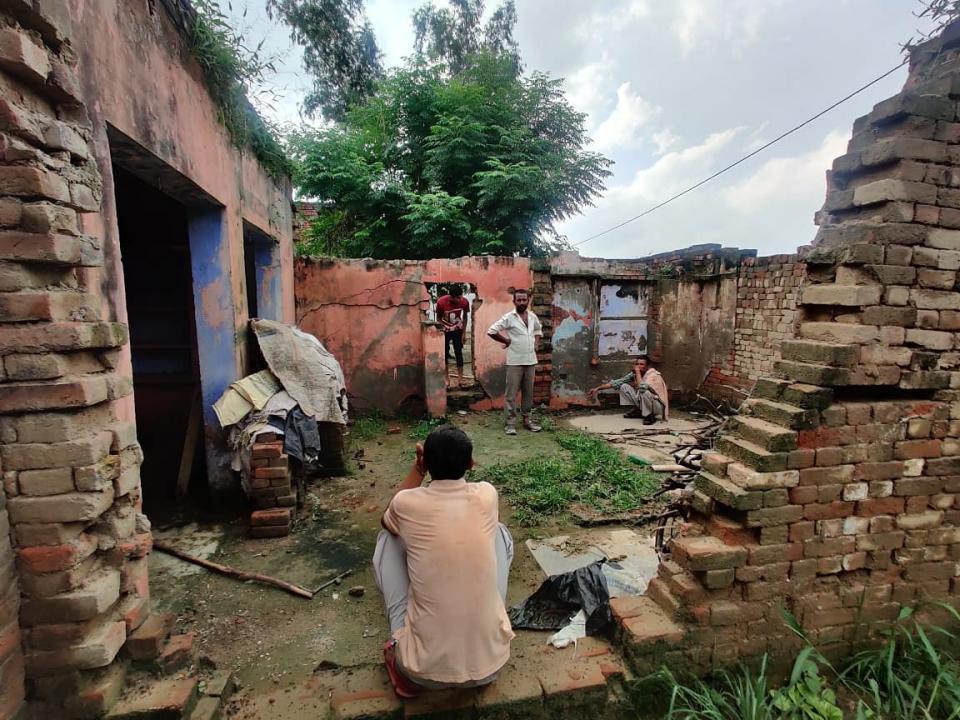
left=619, top=384, right=665, bottom=418
left=504, top=364, right=536, bottom=428
left=372, top=525, right=515, bottom=688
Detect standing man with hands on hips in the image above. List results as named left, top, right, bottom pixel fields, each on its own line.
left=488, top=288, right=542, bottom=436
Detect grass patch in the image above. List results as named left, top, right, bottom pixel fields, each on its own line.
left=472, top=430, right=659, bottom=526
left=409, top=417, right=445, bottom=441
left=349, top=412, right=387, bottom=441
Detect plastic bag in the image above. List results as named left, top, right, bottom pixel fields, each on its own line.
left=507, top=560, right=612, bottom=635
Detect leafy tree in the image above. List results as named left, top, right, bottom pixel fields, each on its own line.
left=289, top=52, right=612, bottom=259
left=412, top=0, right=520, bottom=76
left=265, top=0, right=382, bottom=120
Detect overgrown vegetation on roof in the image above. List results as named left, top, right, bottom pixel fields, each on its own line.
left=184, top=0, right=293, bottom=180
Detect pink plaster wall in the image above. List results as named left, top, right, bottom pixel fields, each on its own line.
left=295, top=257, right=533, bottom=414
left=71, top=0, right=296, bottom=362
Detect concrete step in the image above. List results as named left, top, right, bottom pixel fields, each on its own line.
left=780, top=339, right=859, bottom=367
left=775, top=360, right=852, bottom=387
left=694, top=472, right=762, bottom=512
left=726, top=416, right=798, bottom=452
left=740, top=398, right=819, bottom=430
left=715, top=436, right=790, bottom=473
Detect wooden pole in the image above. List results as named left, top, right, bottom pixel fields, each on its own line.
left=153, top=541, right=314, bottom=599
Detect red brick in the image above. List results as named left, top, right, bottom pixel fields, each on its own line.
left=895, top=439, right=942, bottom=459
left=126, top=613, right=175, bottom=660
left=804, top=502, right=854, bottom=520
left=250, top=508, right=291, bottom=527
left=0, top=168, right=69, bottom=203
left=253, top=466, right=288, bottom=480
left=857, top=497, right=906, bottom=516
left=251, top=442, right=283, bottom=459
left=17, top=534, right=95, bottom=573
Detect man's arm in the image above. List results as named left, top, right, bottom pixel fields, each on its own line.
left=587, top=372, right=634, bottom=399
left=487, top=315, right=511, bottom=347
left=381, top=443, right=427, bottom=534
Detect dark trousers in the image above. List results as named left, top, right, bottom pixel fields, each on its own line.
left=445, top=330, right=464, bottom=368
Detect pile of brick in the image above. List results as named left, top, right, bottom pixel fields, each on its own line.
left=617, top=24, right=960, bottom=678
left=0, top=3, right=170, bottom=716
left=244, top=434, right=295, bottom=537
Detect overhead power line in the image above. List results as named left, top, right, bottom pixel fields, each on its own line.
left=574, top=59, right=909, bottom=249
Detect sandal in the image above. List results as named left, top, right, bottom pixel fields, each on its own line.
left=383, top=640, right=421, bottom=698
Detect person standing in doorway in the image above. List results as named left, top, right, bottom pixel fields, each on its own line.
left=436, top=284, right=470, bottom=389
left=488, top=288, right=542, bottom=435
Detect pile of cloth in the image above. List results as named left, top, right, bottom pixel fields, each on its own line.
left=213, top=319, right=348, bottom=497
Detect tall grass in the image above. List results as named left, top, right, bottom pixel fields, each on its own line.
left=662, top=604, right=960, bottom=720
left=840, top=604, right=960, bottom=720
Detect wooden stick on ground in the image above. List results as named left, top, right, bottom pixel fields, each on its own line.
left=153, top=541, right=314, bottom=599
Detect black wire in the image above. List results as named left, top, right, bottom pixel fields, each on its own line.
left=574, top=59, right=910, bottom=248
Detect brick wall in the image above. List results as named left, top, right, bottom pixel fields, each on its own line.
left=620, top=21, right=960, bottom=678
left=702, top=254, right=807, bottom=402
left=0, top=4, right=153, bottom=714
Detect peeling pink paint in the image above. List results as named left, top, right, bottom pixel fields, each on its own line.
left=295, top=257, right=533, bottom=414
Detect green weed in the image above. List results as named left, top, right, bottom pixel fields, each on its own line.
left=408, top=418, right=445, bottom=441
left=665, top=651, right=843, bottom=720
left=840, top=604, right=960, bottom=720
left=349, top=412, right=387, bottom=441
left=472, top=431, right=659, bottom=526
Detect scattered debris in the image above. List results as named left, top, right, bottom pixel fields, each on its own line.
left=348, top=585, right=365, bottom=598
left=311, top=569, right=353, bottom=596
left=153, top=541, right=314, bottom=599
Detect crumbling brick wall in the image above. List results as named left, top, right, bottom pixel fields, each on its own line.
left=702, top=254, right=806, bottom=403
left=619, top=22, right=960, bottom=677
left=0, top=4, right=153, bottom=715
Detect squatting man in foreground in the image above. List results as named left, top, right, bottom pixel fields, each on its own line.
left=487, top=288, right=543, bottom=435
left=372, top=425, right=515, bottom=697
left=587, top=354, right=670, bottom=424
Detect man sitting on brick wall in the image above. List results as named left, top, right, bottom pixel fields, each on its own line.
left=373, top=425, right=515, bottom=697
left=587, top=354, right=670, bottom=424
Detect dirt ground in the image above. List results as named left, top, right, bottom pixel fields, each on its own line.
left=147, top=409, right=673, bottom=718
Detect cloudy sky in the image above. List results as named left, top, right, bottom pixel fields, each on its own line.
left=235, top=1, right=934, bottom=259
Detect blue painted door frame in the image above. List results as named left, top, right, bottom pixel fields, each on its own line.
left=188, top=208, right=238, bottom=499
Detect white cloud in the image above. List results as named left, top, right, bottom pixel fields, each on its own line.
left=723, top=128, right=848, bottom=212
left=591, top=82, right=661, bottom=152
left=674, top=0, right=773, bottom=57
left=608, top=127, right=743, bottom=202
left=652, top=128, right=681, bottom=155
left=565, top=57, right=617, bottom=128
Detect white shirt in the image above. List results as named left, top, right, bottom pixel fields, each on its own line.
left=489, top=310, right=542, bottom=366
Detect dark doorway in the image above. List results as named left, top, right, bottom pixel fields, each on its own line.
left=113, top=165, right=205, bottom=520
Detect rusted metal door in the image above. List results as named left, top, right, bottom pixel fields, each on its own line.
left=597, top=282, right=650, bottom=358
